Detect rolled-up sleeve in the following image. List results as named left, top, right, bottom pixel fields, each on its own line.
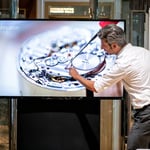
left=94, top=62, right=127, bottom=93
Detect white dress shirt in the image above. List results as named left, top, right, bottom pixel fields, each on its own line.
left=94, top=43, right=150, bottom=109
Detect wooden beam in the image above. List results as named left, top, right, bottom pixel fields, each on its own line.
left=100, top=100, right=113, bottom=150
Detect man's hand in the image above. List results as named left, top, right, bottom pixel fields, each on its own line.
left=68, top=66, right=96, bottom=92
left=68, top=67, right=80, bottom=80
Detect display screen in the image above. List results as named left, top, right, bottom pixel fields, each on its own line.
left=0, top=19, right=125, bottom=97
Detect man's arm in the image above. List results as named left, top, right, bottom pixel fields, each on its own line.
left=69, top=67, right=97, bottom=92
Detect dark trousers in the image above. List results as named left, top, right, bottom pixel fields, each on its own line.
left=127, top=104, right=150, bottom=150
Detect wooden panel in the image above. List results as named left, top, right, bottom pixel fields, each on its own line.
left=100, top=100, right=113, bottom=150
left=129, top=0, right=150, bottom=11
left=19, top=0, right=37, bottom=18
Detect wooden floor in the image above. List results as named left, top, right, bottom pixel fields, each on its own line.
left=0, top=125, right=9, bottom=150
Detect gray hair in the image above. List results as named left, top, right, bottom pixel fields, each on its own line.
left=98, top=24, right=127, bottom=47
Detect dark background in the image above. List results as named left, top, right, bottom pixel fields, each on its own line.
left=17, top=98, right=100, bottom=150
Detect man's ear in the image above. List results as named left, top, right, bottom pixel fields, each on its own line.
left=111, top=43, right=121, bottom=54
left=111, top=43, right=117, bottom=49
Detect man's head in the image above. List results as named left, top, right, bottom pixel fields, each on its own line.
left=98, top=24, right=127, bottom=54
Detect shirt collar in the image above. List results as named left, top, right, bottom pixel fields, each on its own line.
left=117, top=43, right=132, bottom=58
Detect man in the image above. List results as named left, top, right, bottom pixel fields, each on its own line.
left=69, top=24, right=150, bottom=150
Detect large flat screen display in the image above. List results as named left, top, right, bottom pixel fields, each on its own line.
left=0, top=19, right=125, bottom=97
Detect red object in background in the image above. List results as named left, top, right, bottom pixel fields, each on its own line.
left=99, top=21, right=119, bottom=28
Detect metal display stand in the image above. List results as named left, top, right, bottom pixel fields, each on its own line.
left=10, top=99, right=17, bottom=150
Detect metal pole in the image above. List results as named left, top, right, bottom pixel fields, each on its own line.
left=89, top=0, right=98, bottom=19
left=10, top=98, right=17, bottom=150
left=10, top=0, right=19, bottom=18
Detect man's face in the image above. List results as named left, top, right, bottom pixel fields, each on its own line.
left=101, top=39, right=116, bottom=54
